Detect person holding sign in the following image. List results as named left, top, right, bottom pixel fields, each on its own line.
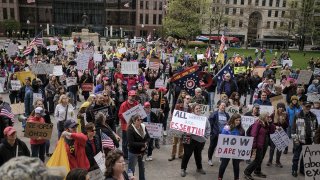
left=291, top=101, right=318, bottom=177
left=8, top=74, right=20, bottom=104
left=244, top=113, right=275, bottom=180
left=84, top=122, right=101, bottom=171
left=286, top=96, right=302, bottom=139
left=27, top=107, right=46, bottom=162
left=180, top=104, right=210, bottom=177
left=218, top=114, right=245, bottom=180
left=79, top=69, right=93, bottom=101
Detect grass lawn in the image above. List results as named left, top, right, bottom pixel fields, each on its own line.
left=186, top=48, right=320, bottom=69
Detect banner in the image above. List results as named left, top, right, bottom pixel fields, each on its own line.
left=302, top=144, right=320, bottom=180
left=144, top=122, right=163, bottom=138
left=170, top=110, right=207, bottom=137
left=270, top=128, right=290, bottom=152
left=310, top=109, right=320, bottom=124
left=24, top=122, right=53, bottom=140
left=31, top=63, right=54, bottom=74
left=66, top=77, right=77, bottom=87
left=15, top=71, right=36, bottom=84
left=53, top=65, right=63, bottom=76
left=241, top=116, right=256, bottom=132
left=10, top=80, right=21, bottom=90
left=123, top=104, right=147, bottom=122
left=215, top=134, right=253, bottom=160
left=226, top=106, right=239, bottom=117
left=121, top=62, right=139, bottom=74
left=81, top=83, right=93, bottom=92
left=94, top=151, right=106, bottom=173
left=297, top=70, right=313, bottom=85
left=11, top=103, right=25, bottom=115
left=94, top=53, right=102, bottom=62
left=234, top=66, right=247, bottom=74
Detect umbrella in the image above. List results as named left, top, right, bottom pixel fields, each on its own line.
left=68, top=61, right=77, bottom=66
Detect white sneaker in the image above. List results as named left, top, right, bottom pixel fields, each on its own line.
left=163, top=131, right=167, bottom=136
left=208, top=160, right=213, bottom=166
left=146, top=156, right=153, bottom=161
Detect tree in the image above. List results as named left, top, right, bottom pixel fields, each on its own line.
left=163, top=0, right=202, bottom=46
left=1, top=19, right=21, bottom=33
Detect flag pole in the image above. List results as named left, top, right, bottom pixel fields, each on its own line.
left=212, top=60, right=231, bottom=79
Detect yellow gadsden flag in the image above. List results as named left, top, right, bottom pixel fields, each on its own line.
left=47, top=138, right=70, bottom=173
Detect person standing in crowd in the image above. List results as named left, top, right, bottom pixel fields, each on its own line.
left=244, top=113, right=275, bottom=180
left=291, top=101, right=318, bottom=177
left=143, top=102, right=159, bottom=161
left=118, top=90, right=139, bottom=160
left=79, top=69, right=93, bottom=100
left=286, top=96, right=302, bottom=139
left=208, top=102, right=230, bottom=166
left=248, top=71, right=262, bottom=105
left=180, top=104, right=210, bottom=177
left=78, top=94, right=96, bottom=133
left=282, top=79, right=297, bottom=104
left=136, top=83, right=150, bottom=105
left=61, top=119, right=90, bottom=170
left=54, top=94, right=75, bottom=138
left=45, top=77, right=59, bottom=114
left=105, top=149, right=135, bottom=180
left=191, top=88, right=206, bottom=104
left=0, top=126, right=30, bottom=166
left=219, top=73, right=238, bottom=97
left=168, top=94, right=191, bottom=161
left=84, top=122, right=101, bottom=171
left=66, top=168, right=89, bottom=180
left=8, top=73, right=20, bottom=104
left=253, top=91, right=272, bottom=105
left=127, top=114, right=150, bottom=180
left=267, top=103, right=288, bottom=167
left=19, top=77, right=33, bottom=130
left=67, top=70, right=79, bottom=109
left=218, top=114, right=245, bottom=180
left=27, top=107, right=46, bottom=162
left=244, top=104, right=260, bottom=117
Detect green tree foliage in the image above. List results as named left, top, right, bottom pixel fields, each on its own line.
left=1, top=19, right=21, bottom=32
left=163, top=0, right=202, bottom=44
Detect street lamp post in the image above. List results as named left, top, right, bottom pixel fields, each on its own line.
left=17, top=31, right=20, bottom=40
left=141, top=24, right=144, bottom=38
left=12, top=30, right=16, bottom=39
left=27, top=20, right=30, bottom=39
left=120, top=27, right=123, bottom=38
left=153, top=28, right=156, bottom=40
left=105, top=27, right=108, bottom=37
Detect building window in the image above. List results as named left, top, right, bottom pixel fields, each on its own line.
left=240, top=8, right=243, bottom=15
left=262, top=0, right=266, bottom=6
left=233, top=0, right=237, bottom=4
left=292, top=22, right=295, bottom=29
left=276, top=0, right=280, bottom=7
left=153, top=14, right=157, bottom=24
left=239, top=20, right=243, bottom=27
left=225, top=8, right=229, bottom=14
left=267, top=21, right=270, bottom=28
left=248, top=0, right=252, bottom=4
left=225, top=21, right=228, bottom=27
left=145, top=14, right=149, bottom=24
left=226, top=0, right=229, bottom=4
left=283, top=0, right=286, bottom=7
left=9, top=0, right=13, bottom=3
left=2, top=0, right=6, bottom=3
left=10, top=8, right=14, bottom=19
left=159, top=1, right=162, bottom=10
left=268, top=10, right=272, bottom=17
left=280, top=22, right=284, bottom=27
left=140, top=14, right=143, bottom=24
left=273, top=21, right=277, bottom=29
left=140, top=1, right=143, bottom=9
left=159, top=14, right=162, bottom=24
left=241, top=0, right=244, bottom=5
left=217, top=0, right=220, bottom=3
left=3, top=8, right=7, bottom=20
left=269, top=0, right=273, bottom=6
left=232, top=20, right=235, bottom=27
left=281, top=11, right=285, bottom=17
left=275, top=11, right=278, bottom=17
left=255, top=0, right=259, bottom=6
left=146, top=1, right=149, bottom=9
left=154, top=1, right=157, bottom=10
left=232, top=8, right=236, bottom=15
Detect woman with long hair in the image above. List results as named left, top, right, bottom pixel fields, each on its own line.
left=105, top=149, right=134, bottom=180
left=136, top=83, right=150, bottom=105
left=54, top=94, right=75, bottom=138
left=8, top=73, right=19, bottom=104
left=218, top=113, right=245, bottom=180
left=79, top=69, right=93, bottom=100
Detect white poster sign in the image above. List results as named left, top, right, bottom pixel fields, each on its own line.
left=302, top=144, right=320, bottom=180
left=226, top=106, right=239, bottom=117
left=215, top=134, right=254, bottom=160
left=197, top=54, right=204, bottom=60
left=314, top=68, right=320, bottom=75
left=48, top=45, right=58, bottom=51
left=63, top=40, right=75, bottom=52
left=10, top=80, right=21, bottom=90
left=53, top=66, right=63, bottom=76
left=282, top=60, right=293, bottom=67
left=94, top=151, right=106, bottom=173
left=77, top=52, right=93, bottom=70
left=241, top=116, right=256, bottom=132
left=94, top=53, right=102, bottom=62
left=307, top=93, right=320, bottom=103
left=155, top=78, right=164, bottom=88
left=118, top=47, right=127, bottom=54
left=66, top=77, right=77, bottom=87
left=311, top=109, right=320, bottom=124
left=170, top=110, right=207, bottom=137
left=121, top=62, right=139, bottom=74
left=200, top=104, right=210, bottom=116
left=8, top=43, right=18, bottom=56
left=169, top=57, right=175, bottom=64
left=144, top=122, right=163, bottom=138
left=270, top=128, right=290, bottom=152
left=123, top=104, right=147, bottom=122
left=259, top=105, right=274, bottom=115
left=32, top=63, right=54, bottom=74
left=106, top=62, right=114, bottom=68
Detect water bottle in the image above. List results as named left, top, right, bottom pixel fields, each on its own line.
left=128, top=169, right=133, bottom=179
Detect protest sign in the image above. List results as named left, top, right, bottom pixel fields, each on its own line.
left=314, top=68, right=320, bottom=75
left=144, top=122, right=163, bottom=138
left=0, top=78, right=4, bottom=92
left=215, top=134, right=253, bottom=160
left=106, top=62, right=114, bottom=68
left=24, top=122, right=53, bottom=140
left=226, top=106, right=239, bottom=117
left=241, top=116, right=256, bottom=132
left=302, top=144, right=320, bottom=180
left=282, top=60, right=293, bottom=67
left=170, top=110, right=207, bottom=137
left=197, top=54, right=204, bottom=60
left=149, top=58, right=160, bottom=71
left=155, top=78, right=164, bottom=88
left=15, top=71, right=36, bottom=85
left=8, top=43, right=18, bottom=56
left=77, top=51, right=93, bottom=70
left=307, top=93, right=320, bottom=103
left=310, top=109, right=320, bottom=124
left=48, top=45, right=58, bottom=51
left=93, top=53, right=102, bottom=62
left=88, top=169, right=104, bottom=180
left=270, top=128, right=290, bottom=152
left=170, top=57, right=175, bottom=64
left=10, top=80, right=21, bottom=90
left=297, top=70, right=313, bottom=85
left=53, top=66, right=63, bottom=76
left=253, top=67, right=266, bottom=77
left=200, top=104, right=210, bottom=116
left=121, top=62, right=139, bottom=74
left=259, top=105, right=274, bottom=115
left=66, top=77, right=77, bottom=87
left=234, top=66, right=247, bottom=74
left=63, top=40, right=75, bottom=52
left=117, top=47, right=127, bottom=54
left=270, top=95, right=287, bottom=108
left=32, top=63, right=54, bottom=74
left=123, top=104, right=147, bottom=122
left=11, top=103, right=25, bottom=115
left=94, top=151, right=106, bottom=173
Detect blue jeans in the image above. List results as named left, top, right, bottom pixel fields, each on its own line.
left=292, top=143, right=304, bottom=173
left=31, top=143, right=46, bottom=162
left=69, top=91, right=77, bottom=108
left=287, top=126, right=292, bottom=138
left=128, top=152, right=145, bottom=180
left=122, top=130, right=128, bottom=159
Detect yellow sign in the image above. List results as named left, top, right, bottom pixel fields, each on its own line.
left=216, top=53, right=224, bottom=64
left=15, top=71, right=36, bottom=85
left=234, top=66, right=247, bottom=74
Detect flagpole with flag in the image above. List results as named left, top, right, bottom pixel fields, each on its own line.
left=216, top=34, right=225, bottom=65
left=23, top=31, right=45, bottom=56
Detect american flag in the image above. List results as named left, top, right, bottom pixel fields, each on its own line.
left=0, top=108, right=14, bottom=120
left=23, top=32, right=44, bottom=56
left=101, top=132, right=115, bottom=150
left=219, top=35, right=225, bottom=53
left=205, top=47, right=211, bottom=59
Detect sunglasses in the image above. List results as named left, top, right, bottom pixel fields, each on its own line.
left=136, top=118, right=143, bottom=121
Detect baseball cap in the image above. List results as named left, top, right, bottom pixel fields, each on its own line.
left=3, top=126, right=16, bottom=136
left=303, top=101, right=313, bottom=106
left=128, top=90, right=136, bottom=96
left=144, top=102, right=151, bottom=107
left=34, top=107, right=43, bottom=114
left=103, top=77, right=109, bottom=81
left=64, top=120, right=78, bottom=129
left=253, top=103, right=260, bottom=108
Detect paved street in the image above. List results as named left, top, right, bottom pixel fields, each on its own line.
left=0, top=92, right=306, bottom=180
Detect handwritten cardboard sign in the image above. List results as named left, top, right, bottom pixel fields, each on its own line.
left=11, top=103, right=25, bottom=115
left=121, top=62, right=139, bottom=74
left=215, top=134, right=254, bottom=160
left=226, top=106, right=239, bottom=117
left=307, top=93, right=320, bottom=103
left=297, top=70, right=313, bottom=85
left=270, top=128, right=290, bottom=152
left=123, top=104, right=147, bottom=123
left=197, top=54, right=204, bottom=60
left=94, top=151, right=106, bottom=173
left=234, top=66, right=247, bottom=74
left=282, top=60, right=293, bottom=67
left=24, top=122, right=53, bottom=140
left=66, top=77, right=77, bottom=87
left=144, top=122, right=163, bottom=138
left=94, top=53, right=102, bottom=62
left=170, top=110, right=207, bottom=137
left=302, top=144, right=320, bottom=180
left=10, top=80, right=21, bottom=90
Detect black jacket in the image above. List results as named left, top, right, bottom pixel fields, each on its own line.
left=248, top=75, right=262, bottom=91
left=95, top=123, right=119, bottom=149
left=0, top=138, right=30, bottom=166
left=85, top=136, right=102, bottom=171
left=127, top=124, right=150, bottom=154
left=143, top=111, right=159, bottom=123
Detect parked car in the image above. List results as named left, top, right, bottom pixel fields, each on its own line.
left=311, top=46, right=320, bottom=50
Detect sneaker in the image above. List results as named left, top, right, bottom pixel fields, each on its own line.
left=275, top=162, right=283, bottom=168
left=292, top=171, right=298, bottom=177
left=283, top=149, right=288, bottom=154
left=208, top=160, right=213, bottom=166
left=181, top=169, right=186, bottom=177
left=155, top=143, right=160, bottom=149
left=243, top=173, right=254, bottom=180
left=168, top=156, right=176, bottom=161
left=254, top=172, right=266, bottom=178
left=163, top=131, right=167, bottom=136
left=146, top=156, right=153, bottom=161
left=266, top=161, right=272, bottom=166
left=196, top=169, right=206, bottom=175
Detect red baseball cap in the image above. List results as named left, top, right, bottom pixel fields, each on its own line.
left=3, top=126, right=16, bottom=136
left=128, top=90, right=136, bottom=96
left=144, top=102, right=151, bottom=107
left=103, top=77, right=109, bottom=81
